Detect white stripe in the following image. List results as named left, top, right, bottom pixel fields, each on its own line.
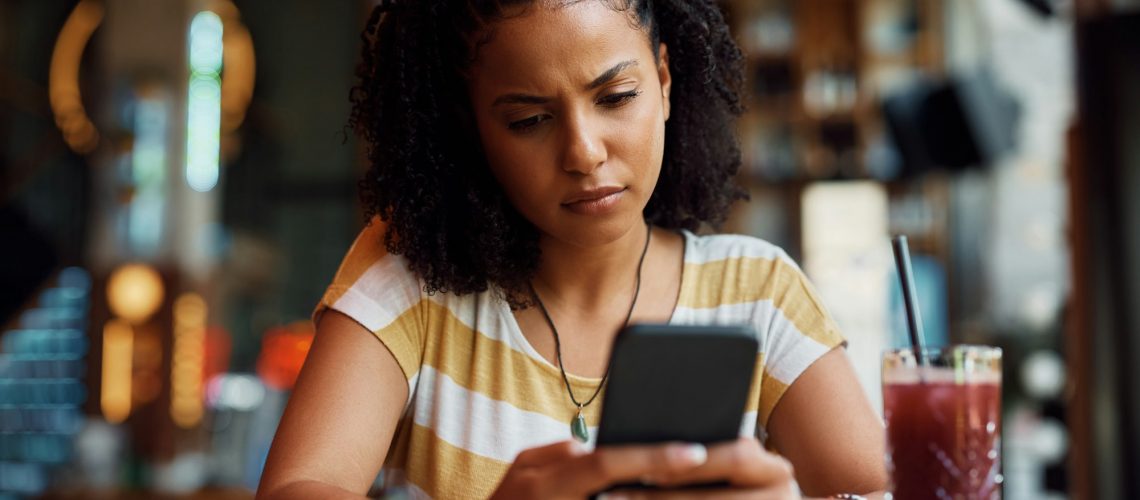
left=337, top=260, right=534, bottom=358
left=671, top=302, right=756, bottom=328
left=682, top=231, right=797, bottom=267
left=412, top=367, right=763, bottom=464
left=740, top=410, right=758, bottom=438
left=760, top=304, right=832, bottom=384
left=331, top=254, right=422, bottom=332
left=675, top=299, right=831, bottom=385
left=412, top=365, right=598, bottom=463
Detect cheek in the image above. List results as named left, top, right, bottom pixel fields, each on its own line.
left=643, top=122, right=666, bottom=191
left=616, top=101, right=667, bottom=179
left=649, top=109, right=666, bottom=163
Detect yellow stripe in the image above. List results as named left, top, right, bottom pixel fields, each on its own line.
left=327, top=239, right=838, bottom=441
left=679, top=257, right=844, bottom=348
left=758, top=370, right=790, bottom=428
left=420, top=300, right=607, bottom=426
left=415, top=299, right=797, bottom=427
left=744, top=353, right=764, bottom=413
left=678, top=257, right=780, bottom=308
left=405, top=422, right=510, bottom=500
left=373, top=301, right=426, bottom=381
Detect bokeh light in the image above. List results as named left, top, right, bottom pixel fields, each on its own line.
left=185, top=11, right=224, bottom=192
left=105, top=264, right=164, bottom=324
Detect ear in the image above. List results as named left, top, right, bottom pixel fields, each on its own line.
left=657, top=43, right=671, bottom=122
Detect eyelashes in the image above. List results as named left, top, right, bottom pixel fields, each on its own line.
left=597, top=89, right=642, bottom=107
left=507, top=89, right=643, bottom=132
left=508, top=114, right=548, bottom=131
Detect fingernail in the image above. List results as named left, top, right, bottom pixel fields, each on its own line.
left=673, top=443, right=707, bottom=466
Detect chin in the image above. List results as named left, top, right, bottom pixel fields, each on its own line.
left=542, top=210, right=645, bottom=249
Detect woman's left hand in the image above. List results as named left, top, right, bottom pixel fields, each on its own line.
left=608, top=436, right=801, bottom=499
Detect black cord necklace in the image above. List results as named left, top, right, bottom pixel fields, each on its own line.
left=531, top=222, right=652, bottom=443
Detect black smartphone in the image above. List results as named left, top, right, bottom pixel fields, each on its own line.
left=594, top=324, right=759, bottom=491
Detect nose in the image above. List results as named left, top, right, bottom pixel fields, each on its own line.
left=560, top=111, right=606, bottom=175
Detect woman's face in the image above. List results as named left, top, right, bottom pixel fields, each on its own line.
left=467, top=1, right=671, bottom=248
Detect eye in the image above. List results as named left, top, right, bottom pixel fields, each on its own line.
left=508, top=114, right=551, bottom=132
left=597, top=89, right=642, bottom=107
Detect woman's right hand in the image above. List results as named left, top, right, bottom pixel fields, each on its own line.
left=489, top=440, right=711, bottom=499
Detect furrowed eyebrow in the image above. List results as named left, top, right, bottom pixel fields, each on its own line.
left=491, top=60, right=639, bottom=107
left=585, top=59, right=638, bottom=90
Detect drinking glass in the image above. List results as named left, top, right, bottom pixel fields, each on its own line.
left=882, top=345, right=1002, bottom=500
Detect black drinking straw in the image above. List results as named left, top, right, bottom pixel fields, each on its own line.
left=891, top=235, right=929, bottom=368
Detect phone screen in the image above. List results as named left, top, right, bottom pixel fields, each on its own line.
left=596, top=324, right=759, bottom=447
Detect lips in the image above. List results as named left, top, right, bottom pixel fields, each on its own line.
left=562, top=186, right=626, bottom=205
left=561, top=186, right=627, bottom=216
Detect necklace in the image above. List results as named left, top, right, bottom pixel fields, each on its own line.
left=531, top=223, right=652, bottom=443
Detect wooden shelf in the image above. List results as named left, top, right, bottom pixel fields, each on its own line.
left=723, top=0, right=943, bottom=183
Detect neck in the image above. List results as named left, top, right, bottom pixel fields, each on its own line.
left=531, top=220, right=650, bottom=312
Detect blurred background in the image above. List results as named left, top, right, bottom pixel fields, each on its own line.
left=1, top=0, right=1137, bottom=498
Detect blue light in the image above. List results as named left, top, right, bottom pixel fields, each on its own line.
left=130, top=94, right=169, bottom=254
left=186, top=11, right=223, bottom=192
left=189, top=13, right=223, bottom=73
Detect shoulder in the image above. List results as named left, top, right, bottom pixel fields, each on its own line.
left=678, top=231, right=825, bottom=320
left=681, top=230, right=795, bottom=267
left=313, top=218, right=425, bottom=331
left=678, top=231, right=846, bottom=378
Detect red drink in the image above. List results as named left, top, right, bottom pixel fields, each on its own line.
left=884, top=379, right=1002, bottom=499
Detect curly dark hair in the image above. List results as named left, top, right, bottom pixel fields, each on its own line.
left=349, top=0, right=746, bottom=307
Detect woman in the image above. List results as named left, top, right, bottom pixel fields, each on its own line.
left=257, top=0, right=887, bottom=498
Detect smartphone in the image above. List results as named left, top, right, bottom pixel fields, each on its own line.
left=594, top=324, right=759, bottom=491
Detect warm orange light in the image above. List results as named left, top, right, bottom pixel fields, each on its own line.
left=49, top=0, right=104, bottom=154
left=101, top=319, right=133, bottom=424
left=106, top=264, right=164, bottom=324
left=210, top=0, right=257, bottom=161
left=171, top=293, right=207, bottom=428
left=257, top=321, right=315, bottom=391
left=49, top=0, right=256, bottom=156
left=220, top=23, right=255, bottom=133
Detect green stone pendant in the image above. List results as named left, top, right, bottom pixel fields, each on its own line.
left=571, top=409, right=589, bottom=442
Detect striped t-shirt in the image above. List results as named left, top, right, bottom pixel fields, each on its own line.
left=314, top=221, right=845, bottom=499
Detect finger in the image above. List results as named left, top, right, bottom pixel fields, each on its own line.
left=512, top=440, right=587, bottom=468
left=648, top=437, right=794, bottom=489
left=554, top=442, right=709, bottom=495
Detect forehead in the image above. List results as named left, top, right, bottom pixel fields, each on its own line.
left=468, top=2, right=651, bottom=92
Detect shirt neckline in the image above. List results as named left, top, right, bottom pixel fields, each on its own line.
left=500, top=229, right=692, bottom=384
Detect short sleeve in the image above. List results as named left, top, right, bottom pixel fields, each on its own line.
left=312, top=218, right=427, bottom=381
left=752, top=252, right=846, bottom=430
